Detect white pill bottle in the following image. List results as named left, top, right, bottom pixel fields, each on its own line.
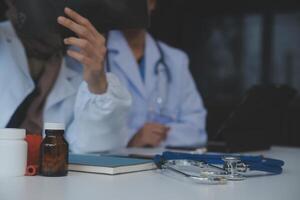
left=0, top=129, right=27, bottom=177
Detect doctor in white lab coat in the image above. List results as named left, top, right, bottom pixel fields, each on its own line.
left=0, top=6, right=131, bottom=153
left=106, top=0, right=207, bottom=147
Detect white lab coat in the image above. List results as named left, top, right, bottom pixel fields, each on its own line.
left=0, top=21, right=132, bottom=153
left=107, top=31, right=207, bottom=146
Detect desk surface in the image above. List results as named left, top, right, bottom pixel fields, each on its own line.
left=1, top=146, right=299, bottom=200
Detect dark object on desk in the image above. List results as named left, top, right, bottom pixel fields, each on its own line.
left=208, top=85, right=297, bottom=153
left=165, top=145, right=206, bottom=151
left=40, top=123, right=69, bottom=177
left=14, top=0, right=149, bottom=39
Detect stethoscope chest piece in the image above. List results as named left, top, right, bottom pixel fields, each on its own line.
left=222, top=156, right=247, bottom=181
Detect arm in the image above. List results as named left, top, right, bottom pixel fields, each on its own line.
left=165, top=54, right=207, bottom=147
left=67, top=74, right=131, bottom=153
left=58, top=8, right=131, bottom=153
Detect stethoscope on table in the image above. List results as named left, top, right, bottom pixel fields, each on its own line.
left=106, top=39, right=174, bottom=123
left=154, top=151, right=285, bottom=185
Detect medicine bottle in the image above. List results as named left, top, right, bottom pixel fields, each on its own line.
left=40, top=123, right=68, bottom=177
left=0, top=129, right=27, bottom=177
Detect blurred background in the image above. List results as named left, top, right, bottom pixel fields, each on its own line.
left=149, top=0, right=300, bottom=147
left=1, top=0, right=299, bottom=147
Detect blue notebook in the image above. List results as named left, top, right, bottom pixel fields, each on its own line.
left=68, top=154, right=156, bottom=175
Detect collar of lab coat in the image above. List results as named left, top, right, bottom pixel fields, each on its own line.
left=44, top=58, right=78, bottom=111
left=0, top=21, right=78, bottom=127
left=107, top=30, right=161, bottom=99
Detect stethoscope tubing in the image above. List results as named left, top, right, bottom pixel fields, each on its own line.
left=154, top=151, right=284, bottom=175
left=106, top=38, right=171, bottom=115
left=106, top=37, right=171, bottom=84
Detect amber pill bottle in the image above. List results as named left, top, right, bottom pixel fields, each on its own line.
left=40, top=123, right=68, bottom=177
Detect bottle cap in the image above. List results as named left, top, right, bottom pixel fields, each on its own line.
left=0, top=129, right=26, bottom=140
left=44, top=123, right=65, bottom=131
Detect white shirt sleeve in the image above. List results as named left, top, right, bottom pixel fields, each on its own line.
left=66, top=73, right=132, bottom=153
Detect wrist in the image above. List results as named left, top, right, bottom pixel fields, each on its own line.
left=87, top=73, right=108, bottom=94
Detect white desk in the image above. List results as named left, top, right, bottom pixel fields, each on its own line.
left=1, top=146, right=300, bottom=200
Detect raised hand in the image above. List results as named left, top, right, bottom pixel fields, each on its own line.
left=58, top=7, right=108, bottom=94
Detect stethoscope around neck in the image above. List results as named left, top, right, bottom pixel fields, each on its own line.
left=106, top=39, right=171, bottom=81
left=106, top=39, right=172, bottom=117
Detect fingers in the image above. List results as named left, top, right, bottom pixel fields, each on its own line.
left=141, top=133, right=162, bottom=147
left=153, top=126, right=170, bottom=134
left=147, top=134, right=163, bottom=147
left=64, top=37, right=95, bottom=55
left=58, top=7, right=105, bottom=44
left=146, top=123, right=170, bottom=134
left=57, top=7, right=106, bottom=60
left=152, top=130, right=168, bottom=141
left=128, top=123, right=170, bottom=147
left=57, top=7, right=107, bottom=94
left=64, top=7, right=99, bottom=36
left=145, top=123, right=170, bottom=142
left=152, top=125, right=169, bottom=141
left=67, top=50, right=93, bottom=66
left=58, top=16, right=94, bottom=40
